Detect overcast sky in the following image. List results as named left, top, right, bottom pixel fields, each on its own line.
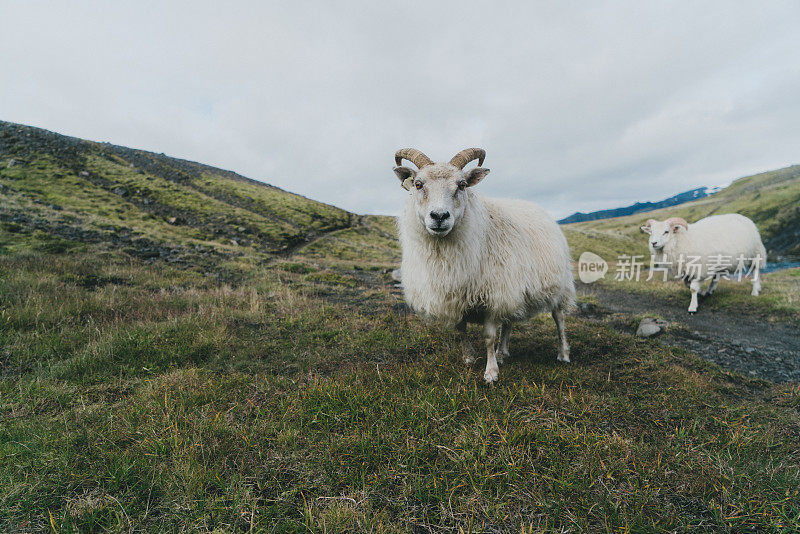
left=2, top=1, right=799, bottom=218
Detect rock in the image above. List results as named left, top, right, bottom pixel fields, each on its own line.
left=167, top=217, right=179, bottom=224
left=112, top=187, right=128, bottom=197
left=79, top=170, right=89, bottom=177
left=6, top=159, right=15, bottom=168
left=230, top=239, right=239, bottom=246
left=237, top=226, right=247, bottom=233
left=636, top=317, right=668, bottom=338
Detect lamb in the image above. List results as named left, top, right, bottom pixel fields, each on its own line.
left=640, top=214, right=766, bottom=313
left=393, top=147, right=576, bottom=383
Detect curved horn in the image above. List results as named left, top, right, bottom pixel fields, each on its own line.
left=449, top=148, right=486, bottom=169
left=395, top=148, right=433, bottom=169
left=665, top=217, right=688, bottom=230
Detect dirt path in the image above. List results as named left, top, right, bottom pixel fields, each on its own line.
left=576, top=282, right=800, bottom=382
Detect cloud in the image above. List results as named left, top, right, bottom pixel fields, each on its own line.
left=2, top=1, right=799, bottom=218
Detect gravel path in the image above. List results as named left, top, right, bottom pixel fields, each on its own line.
left=576, top=282, right=800, bottom=382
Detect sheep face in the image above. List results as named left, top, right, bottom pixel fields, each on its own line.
left=394, top=163, right=490, bottom=237
left=641, top=218, right=687, bottom=252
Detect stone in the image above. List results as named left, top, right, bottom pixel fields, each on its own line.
left=636, top=317, right=668, bottom=338
left=391, top=269, right=402, bottom=282
left=6, top=159, right=16, bottom=168
left=112, top=187, right=128, bottom=197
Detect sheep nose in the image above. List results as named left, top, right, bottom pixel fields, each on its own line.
left=429, top=210, right=450, bottom=222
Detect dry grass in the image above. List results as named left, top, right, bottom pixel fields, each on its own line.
left=2, top=248, right=799, bottom=532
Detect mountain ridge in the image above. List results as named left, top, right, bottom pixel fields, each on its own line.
left=558, top=186, right=719, bottom=224
left=0, top=120, right=357, bottom=269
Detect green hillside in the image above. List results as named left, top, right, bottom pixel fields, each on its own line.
left=564, top=165, right=800, bottom=260
left=0, top=121, right=354, bottom=265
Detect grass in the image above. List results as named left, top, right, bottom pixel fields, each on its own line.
left=2, top=246, right=800, bottom=532
left=595, top=266, right=800, bottom=324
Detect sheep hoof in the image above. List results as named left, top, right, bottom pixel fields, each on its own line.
left=496, top=350, right=509, bottom=365
left=483, top=368, right=499, bottom=384
left=688, top=311, right=696, bottom=315
left=558, top=354, right=571, bottom=363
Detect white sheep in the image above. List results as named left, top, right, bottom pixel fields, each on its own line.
left=393, top=148, right=576, bottom=383
left=640, top=214, right=766, bottom=313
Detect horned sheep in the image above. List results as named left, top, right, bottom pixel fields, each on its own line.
left=641, top=214, right=766, bottom=313
left=393, top=148, right=576, bottom=383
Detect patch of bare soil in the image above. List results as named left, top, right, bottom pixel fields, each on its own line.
left=577, top=282, right=800, bottom=382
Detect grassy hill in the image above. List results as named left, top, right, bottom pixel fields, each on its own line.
left=563, top=164, right=800, bottom=261
left=0, top=121, right=355, bottom=265
left=2, top=123, right=799, bottom=532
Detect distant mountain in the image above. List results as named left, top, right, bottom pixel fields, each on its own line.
left=558, top=186, right=721, bottom=224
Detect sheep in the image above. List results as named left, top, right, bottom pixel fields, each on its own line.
left=640, top=214, right=766, bottom=313
left=392, top=147, right=576, bottom=383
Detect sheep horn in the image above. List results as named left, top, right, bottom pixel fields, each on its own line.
left=449, top=148, right=485, bottom=169
left=395, top=148, right=433, bottom=169
left=666, top=217, right=688, bottom=230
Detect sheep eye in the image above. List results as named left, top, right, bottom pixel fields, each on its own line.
left=457, top=180, right=467, bottom=190
left=414, top=181, right=423, bottom=190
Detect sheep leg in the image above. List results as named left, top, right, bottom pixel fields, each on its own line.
left=700, top=276, right=719, bottom=297
left=688, top=279, right=701, bottom=313
left=496, top=321, right=512, bottom=365
left=483, top=320, right=500, bottom=384
left=708, top=275, right=720, bottom=295
left=552, top=309, right=570, bottom=363
left=456, top=319, right=475, bottom=365
left=751, top=263, right=761, bottom=296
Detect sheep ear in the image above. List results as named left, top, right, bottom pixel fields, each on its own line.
left=465, top=167, right=490, bottom=187
left=393, top=166, right=416, bottom=190
left=640, top=225, right=652, bottom=235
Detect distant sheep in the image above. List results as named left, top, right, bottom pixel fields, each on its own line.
left=393, top=148, right=576, bottom=383
left=641, top=214, right=766, bottom=313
